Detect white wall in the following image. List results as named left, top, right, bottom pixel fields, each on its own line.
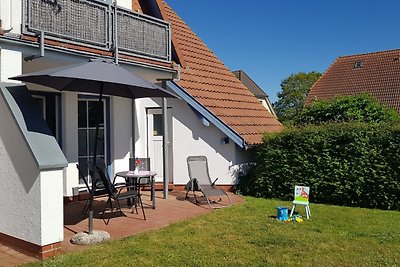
left=62, top=92, right=79, bottom=196
left=40, top=169, right=64, bottom=245
left=0, top=49, right=22, bottom=82
left=134, top=97, right=252, bottom=185
left=117, top=0, right=132, bottom=10
left=0, top=90, right=63, bottom=246
left=0, top=0, right=22, bottom=34
left=110, top=96, right=131, bottom=183
left=170, top=99, right=245, bottom=185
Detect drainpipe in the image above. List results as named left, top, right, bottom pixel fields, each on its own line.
left=161, top=80, right=169, bottom=199
left=131, top=98, right=136, bottom=167
left=114, top=0, right=118, bottom=64
left=24, top=31, right=45, bottom=61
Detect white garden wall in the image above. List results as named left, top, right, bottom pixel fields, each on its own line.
left=0, top=84, right=65, bottom=247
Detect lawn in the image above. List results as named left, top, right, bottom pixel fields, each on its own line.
left=26, top=197, right=400, bottom=266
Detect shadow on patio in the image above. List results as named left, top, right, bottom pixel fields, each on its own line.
left=62, top=191, right=243, bottom=253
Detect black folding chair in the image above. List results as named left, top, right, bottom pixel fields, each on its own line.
left=96, top=166, right=146, bottom=225
left=76, top=164, right=108, bottom=215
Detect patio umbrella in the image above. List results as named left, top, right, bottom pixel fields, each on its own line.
left=11, top=58, right=176, bottom=234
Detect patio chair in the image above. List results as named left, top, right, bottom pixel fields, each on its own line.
left=96, top=166, right=146, bottom=225
left=185, top=156, right=232, bottom=209
left=76, top=164, right=108, bottom=215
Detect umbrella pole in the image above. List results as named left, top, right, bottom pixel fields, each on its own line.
left=89, top=83, right=104, bottom=235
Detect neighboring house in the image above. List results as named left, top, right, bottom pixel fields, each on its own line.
left=306, top=49, right=400, bottom=111
left=0, top=0, right=282, bottom=258
left=232, top=70, right=277, bottom=117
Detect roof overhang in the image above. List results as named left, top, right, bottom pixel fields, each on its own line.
left=165, top=80, right=246, bottom=149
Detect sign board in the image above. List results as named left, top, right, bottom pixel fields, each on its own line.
left=294, top=186, right=310, bottom=204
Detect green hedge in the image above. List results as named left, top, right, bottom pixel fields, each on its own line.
left=237, top=122, right=400, bottom=210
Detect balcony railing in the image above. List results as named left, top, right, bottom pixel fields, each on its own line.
left=22, top=0, right=171, bottom=62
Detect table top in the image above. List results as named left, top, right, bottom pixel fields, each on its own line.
left=115, top=170, right=157, bottom=178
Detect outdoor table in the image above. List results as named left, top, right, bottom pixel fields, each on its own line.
left=114, top=171, right=157, bottom=209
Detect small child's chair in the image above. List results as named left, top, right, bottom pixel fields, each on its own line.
left=290, top=186, right=311, bottom=219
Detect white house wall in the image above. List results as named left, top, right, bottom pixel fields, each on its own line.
left=169, top=98, right=245, bottom=185
left=0, top=49, right=22, bottom=82
left=118, top=0, right=132, bottom=10
left=110, top=96, right=131, bottom=183
left=0, top=0, right=22, bottom=34
left=134, top=97, right=251, bottom=186
left=62, top=92, right=79, bottom=196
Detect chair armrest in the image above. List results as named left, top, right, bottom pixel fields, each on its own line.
left=211, top=178, right=218, bottom=186
left=117, top=185, right=137, bottom=194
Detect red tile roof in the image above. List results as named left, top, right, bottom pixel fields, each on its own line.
left=306, top=49, right=400, bottom=112
left=155, top=0, right=282, bottom=145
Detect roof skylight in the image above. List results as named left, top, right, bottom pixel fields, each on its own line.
left=354, top=61, right=363, bottom=68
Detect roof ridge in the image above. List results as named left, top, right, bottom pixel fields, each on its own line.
left=338, top=48, right=400, bottom=59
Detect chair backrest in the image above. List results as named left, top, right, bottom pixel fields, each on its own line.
left=76, top=164, right=91, bottom=194
left=129, top=157, right=151, bottom=171
left=89, top=158, right=108, bottom=189
left=96, top=166, right=117, bottom=197
left=187, top=156, right=212, bottom=185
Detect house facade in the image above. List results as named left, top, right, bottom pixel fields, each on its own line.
left=0, top=0, right=282, bottom=258
left=306, top=49, right=400, bottom=111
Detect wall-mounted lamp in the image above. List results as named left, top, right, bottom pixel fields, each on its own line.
left=221, top=137, right=229, bottom=144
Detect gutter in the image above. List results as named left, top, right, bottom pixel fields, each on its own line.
left=166, top=80, right=246, bottom=149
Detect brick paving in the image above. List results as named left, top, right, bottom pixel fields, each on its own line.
left=0, top=191, right=243, bottom=266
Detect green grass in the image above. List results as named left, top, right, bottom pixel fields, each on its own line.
left=26, top=197, right=400, bottom=266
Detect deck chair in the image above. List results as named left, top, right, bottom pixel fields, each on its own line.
left=76, top=164, right=108, bottom=215
left=96, top=166, right=146, bottom=225
left=185, top=156, right=232, bottom=209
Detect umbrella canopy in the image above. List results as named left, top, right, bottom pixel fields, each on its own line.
left=10, top=58, right=175, bottom=99
left=10, top=58, right=175, bottom=235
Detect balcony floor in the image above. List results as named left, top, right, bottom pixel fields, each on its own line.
left=0, top=191, right=243, bottom=266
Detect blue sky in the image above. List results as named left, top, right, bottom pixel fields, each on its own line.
left=165, top=0, right=400, bottom=103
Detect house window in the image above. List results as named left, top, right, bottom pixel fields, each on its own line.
left=31, top=92, right=61, bottom=145
left=354, top=61, right=363, bottom=69
left=78, top=98, right=108, bottom=185
left=152, top=114, right=163, bottom=136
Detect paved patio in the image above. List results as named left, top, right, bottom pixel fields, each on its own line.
left=0, top=191, right=243, bottom=266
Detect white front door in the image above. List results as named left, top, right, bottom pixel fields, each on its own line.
left=147, top=108, right=173, bottom=183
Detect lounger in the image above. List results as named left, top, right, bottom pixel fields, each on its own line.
left=185, top=156, right=232, bottom=209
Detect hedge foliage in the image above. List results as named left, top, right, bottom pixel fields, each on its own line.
left=296, top=94, right=400, bottom=125
left=237, top=123, right=400, bottom=210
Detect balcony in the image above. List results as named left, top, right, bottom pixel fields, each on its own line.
left=22, top=0, right=171, bottom=62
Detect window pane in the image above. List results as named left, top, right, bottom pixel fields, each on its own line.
left=153, top=114, right=163, bottom=136
left=78, top=129, right=87, bottom=156
left=89, top=128, right=104, bottom=156
left=88, top=101, right=104, bottom=127
left=78, top=101, right=87, bottom=128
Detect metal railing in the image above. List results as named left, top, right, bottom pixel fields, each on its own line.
left=22, top=0, right=171, bottom=61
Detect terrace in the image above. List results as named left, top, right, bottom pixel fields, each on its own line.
left=0, top=191, right=242, bottom=266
